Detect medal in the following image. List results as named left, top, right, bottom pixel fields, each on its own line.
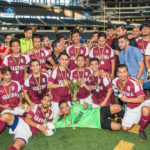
left=16, top=71, right=19, bottom=74
left=77, top=69, right=85, bottom=87
left=74, top=45, right=80, bottom=64
left=59, top=66, right=67, bottom=88
left=12, top=54, right=21, bottom=75
left=38, top=89, right=42, bottom=95
left=33, top=74, right=42, bottom=94
left=34, top=49, right=41, bottom=60
left=119, top=77, right=129, bottom=97
left=75, top=60, right=77, bottom=64
left=92, top=72, right=100, bottom=92
left=2, top=82, right=12, bottom=103
left=101, top=61, right=104, bottom=65
left=118, top=94, right=122, bottom=98
left=41, top=106, right=50, bottom=123
left=96, top=87, right=99, bottom=92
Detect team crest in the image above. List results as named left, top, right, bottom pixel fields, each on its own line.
left=21, top=59, right=23, bottom=63
left=85, top=72, right=88, bottom=76
left=127, top=86, right=131, bottom=91
left=67, top=73, right=69, bottom=78
left=80, top=50, right=83, bottom=54
left=11, top=86, right=14, bottom=91
left=106, top=50, right=109, bottom=53
left=42, top=78, right=45, bottom=83
left=41, top=53, right=44, bottom=57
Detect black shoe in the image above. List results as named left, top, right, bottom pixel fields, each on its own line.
left=139, top=130, right=147, bottom=141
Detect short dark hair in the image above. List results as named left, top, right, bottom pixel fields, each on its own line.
left=32, top=34, right=41, bottom=41
left=40, top=35, right=49, bottom=42
left=89, top=57, right=99, bottom=64
left=30, top=59, right=40, bottom=66
left=51, top=40, right=60, bottom=50
left=140, top=23, right=150, bottom=31
left=118, top=35, right=129, bottom=41
left=1, top=67, right=11, bottom=75
left=71, top=28, right=80, bottom=37
left=59, top=100, right=67, bottom=107
left=116, top=24, right=126, bottom=30
left=98, top=32, right=107, bottom=39
left=56, top=33, right=65, bottom=41
left=5, top=34, right=12, bottom=39
left=77, top=55, right=86, bottom=61
left=9, top=38, right=20, bottom=47
left=24, top=27, right=32, bottom=32
left=92, top=31, right=98, bottom=37
left=117, top=64, right=128, bottom=72
left=107, top=25, right=115, bottom=30
left=58, top=52, right=69, bottom=60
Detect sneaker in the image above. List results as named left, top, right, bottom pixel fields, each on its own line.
left=139, top=130, right=147, bottom=141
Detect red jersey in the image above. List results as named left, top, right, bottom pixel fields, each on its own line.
left=0, top=80, right=22, bottom=111
left=137, top=38, right=148, bottom=56
left=89, top=45, right=115, bottom=74
left=87, top=75, right=112, bottom=105
left=49, top=67, right=71, bottom=102
left=28, top=104, right=53, bottom=135
left=71, top=67, right=92, bottom=99
left=1, top=54, right=30, bottom=86
left=0, top=44, right=11, bottom=64
left=29, top=49, right=51, bottom=69
left=66, top=45, right=89, bottom=70
left=23, top=73, right=49, bottom=104
left=112, top=77, right=148, bottom=109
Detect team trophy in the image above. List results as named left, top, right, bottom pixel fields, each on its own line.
left=69, top=79, right=80, bottom=105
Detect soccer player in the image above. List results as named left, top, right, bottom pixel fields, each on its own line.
left=89, top=32, right=115, bottom=79
left=23, top=59, right=49, bottom=108
left=84, top=58, right=114, bottom=108
left=41, top=35, right=51, bottom=53
left=1, top=38, right=30, bottom=86
left=88, top=31, right=98, bottom=50
left=48, top=52, right=71, bottom=117
left=106, top=25, right=116, bottom=47
left=0, top=34, right=12, bottom=64
left=66, top=29, right=89, bottom=70
left=0, top=67, right=30, bottom=116
left=28, top=35, right=56, bottom=71
left=112, top=64, right=150, bottom=132
left=53, top=100, right=124, bottom=131
left=0, top=95, right=53, bottom=150
left=71, top=55, right=92, bottom=104
left=137, top=23, right=150, bottom=56
left=20, top=27, right=34, bottom=54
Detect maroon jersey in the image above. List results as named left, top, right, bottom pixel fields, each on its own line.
left=49, top=67, right=71, bottom=102
left=0, top=80, right=22, bottom=111
left=29, top=49, right=51, bottom=69
left=27, top=104, right=53, bottom=135
left=89, top=45, right=115, bottom=74
left=71, top=67, right=92, bottom=99
left=66, top=45, right=89, bottom=70
left=137, top=38, right=148, bottom=56
left=1, top=54, right=30, bottom=86
left=88, top=75, right=112, bottom=105
left=0, top=44, right=12, bottom=65
left=112, top=76, right=148, bottom=109
left=23, top=73, right=48, bottom=104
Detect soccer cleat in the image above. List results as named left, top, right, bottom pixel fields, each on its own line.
left=139, top=130, right=147, bottom=141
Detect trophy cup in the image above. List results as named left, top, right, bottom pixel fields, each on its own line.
left=69, top=79, right=80, bottom=105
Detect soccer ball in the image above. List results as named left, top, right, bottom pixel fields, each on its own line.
left=44, top=122, right=56, bottom=136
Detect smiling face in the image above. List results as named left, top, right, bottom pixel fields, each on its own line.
left=2, top=71, right=12, bottom=83
left=77, top=56, right=85, bottom=68
left=141, top=26, right=150, bottom=36
left=72, top=32, right=80, bottom=44
left=59, top=102, right=71, bottom=115
left=117, top=67, right=129, bottom=81
left=11, top=41, right=21, bottom=54
left=90, top=60, right=99, bottom=72
left=116, top=27, right=127, bottom=37
left=41, top=96, right=51, bottom=109
left=118, top=38, right=129, bottom=50
left=25, top=30, right=32, bottom=40
left=58, top=54, right=69, bottom=68
left=98, top=36, right=106, bottom=47
left=33, top=37, right=41, bottom=49
left=30, top=61, right=41, bottom=74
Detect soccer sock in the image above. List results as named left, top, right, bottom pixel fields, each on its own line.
left=0, top=119, right=6, bottom=132
left=7, top=146, right=17, bottom=150
left=139, top=115, right=150, bottom=131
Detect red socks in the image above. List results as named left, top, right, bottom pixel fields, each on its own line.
left=0, top=119, right=6, bottom=132
left=7, top=146, right=17, bottom=150
left=139, top=115, right=150, bottom=131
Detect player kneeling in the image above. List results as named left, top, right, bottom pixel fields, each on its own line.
left=0, top=95, right=55, bottom=150
left=53, top=100, right=124, bottom=131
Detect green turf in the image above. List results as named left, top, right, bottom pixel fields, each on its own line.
left=0, top=125, right=150, bottom=150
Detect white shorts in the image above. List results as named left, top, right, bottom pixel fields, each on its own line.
left=9, top=117, right=32, bottom=144
left=1, top=104, right=28, bottom=116
left=52, top=101, right=71, bottom=117
left=79, top=94, right=92, bottom=105
left=122, top=100, right=150, bottom=128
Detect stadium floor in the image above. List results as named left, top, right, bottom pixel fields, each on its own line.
left=0, top=125, right=150, bottom=150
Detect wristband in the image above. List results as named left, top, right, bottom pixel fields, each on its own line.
left=36, top=124, right=40, bottom=129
